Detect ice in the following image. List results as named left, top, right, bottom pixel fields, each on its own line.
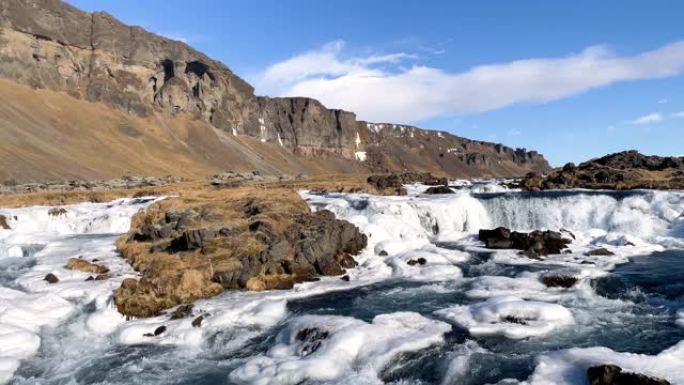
left=466, top=275, right=567, bottom=302
left=229, top=312, right=451, bottom=385
left=0, top=197, right=161, bottom=383
left=0, top=359, right=19, bottom=385
left=525, top=340, right=684, bottom=385
left=435, top=296, right=575, bottom=339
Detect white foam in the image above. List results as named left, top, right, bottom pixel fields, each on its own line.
left=677, top=308, right=684, bottom=328
left=229, top=312, right=451, bottom=385
left=525, top=340, right=684, bottom=385
left=0, top=358, right=19, bottom=385
left=435, top=296, right=575, bottom=339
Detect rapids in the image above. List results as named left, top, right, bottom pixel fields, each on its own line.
left=0, top=183, right=682, bottom=384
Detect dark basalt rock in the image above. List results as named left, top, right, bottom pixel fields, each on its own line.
left=541, top=275, right=578, bottom=288
left=191, top=315, right=204, bottom=328
left=367, top=172, right=449, bottom=193
left=502, top=315, right=528, bottom=325
left=296, top=327, right=329, bottom=356
left=168, top=229, right=217, bottom=252
left=44, top=273, right=59, bottom=284
left=585, top=248, right=615, bottom=256
left=424, top=186, right=454, bottom=194
left=169, top=304, right=193, bottom=320
left=144, top=325, right=167, bottom=337
left=587, top=365, right=670, bottom=385
left=478, top=227, right=572, bottom=257
left=48, top=207, right=67, bottom=217
left=521, top=151, right=684, bottom=191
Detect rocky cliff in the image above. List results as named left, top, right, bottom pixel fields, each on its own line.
left=0, top=0, right=550, bottom=181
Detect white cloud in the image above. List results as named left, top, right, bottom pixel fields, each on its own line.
left=672, top=111, right=684, bottom=118
left=658, top=98, right=669, bottom=104
left=631, top=113, right=664, bottom=125
left=253, top=40, right=684, bottom=123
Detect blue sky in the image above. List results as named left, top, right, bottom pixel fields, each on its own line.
left=67, top=0, right=684, bottom=166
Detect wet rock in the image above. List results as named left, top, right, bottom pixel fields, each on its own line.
left=296, top=327, right=329, bottom=356
left=502, top=315, right=528, bottom=325
left=0, top=215, right=10, bottom=230
left=191, top=315, right=204, bottom=328
left=585, top=248, right=615, bottom=256
left=424, top=186, right=454, bottom=194
left=587, top=365, right=670, bottom=385
left=44, top=273, right=59, bottom=284
left=143, top=325, right=167, bottom=337
left=169, top=304, right=193, bottom=320
left=478, top=227, right=572, bottom=257
left=66, top=258, right=109, bottom=274
left=340, top=275, right=350, bottom=282
left=541, top=275, right=578, bottom=288
left=367, top=172, right=448, bottom=193
left=48, top=207, right=67, bottom=217
left=95, top=274, right=111, bottom=281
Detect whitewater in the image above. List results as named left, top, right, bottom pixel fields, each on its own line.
left=0, top=183, right=683, bottom=385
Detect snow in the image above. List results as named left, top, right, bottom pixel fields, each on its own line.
left=434, top=296, right=575, bottom=339
left=526, top=341, right=684, bottom=385
left=229, top=312, right=451, bottom=385
left=354, top=151, right=367, bottom=162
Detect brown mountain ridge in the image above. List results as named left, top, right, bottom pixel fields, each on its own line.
left=0, top=0, right=550, bottom=182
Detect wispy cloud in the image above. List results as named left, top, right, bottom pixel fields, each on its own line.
left=672, top=111, right=684, bottom=118
left=658, top=98, right=669, bottom=104
left=631, top=113, right=664, bottom=125
left=253, top=40, right=684, bottom=123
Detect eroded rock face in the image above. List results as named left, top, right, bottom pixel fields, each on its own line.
left=0, top=0, right=550, bottom=179
left=587, top=365, right=670, bottom=385
left=522, top=151, right=684, bottom=191
left=478, top=227, right=572, bottom=258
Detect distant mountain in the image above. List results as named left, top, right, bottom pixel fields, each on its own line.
left=0, top=0, right=550, bottom=182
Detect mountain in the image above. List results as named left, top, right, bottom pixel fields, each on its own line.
left=0, top=0, right=550, bottom=182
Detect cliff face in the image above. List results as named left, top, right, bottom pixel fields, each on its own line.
left=0, top=0, right=550, bottom=180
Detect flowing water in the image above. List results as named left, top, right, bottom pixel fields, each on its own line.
left=1, top=184, right=683, bottom=385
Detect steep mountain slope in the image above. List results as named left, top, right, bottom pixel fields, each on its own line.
left=0, top=0, right=550, bottom=182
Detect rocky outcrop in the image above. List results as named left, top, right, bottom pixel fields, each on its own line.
left=366, top=172, right=448, bottom=195
left=0, top=0, right=550, bottom=180
left=114, top=188, right=367, bottom=317
left=587, top=365, right=670, bottom=385
left=478, top=227, right=572, bottom=258
left=424, top=186, right=454, bottom=194
left=522, top=151, right=684, bottom=191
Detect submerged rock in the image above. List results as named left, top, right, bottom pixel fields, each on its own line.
left=585, top=248, right=615, bottom=256
left=587, top=364, right=671, bottom=385
left=541, top=275, right=578, bottom=288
